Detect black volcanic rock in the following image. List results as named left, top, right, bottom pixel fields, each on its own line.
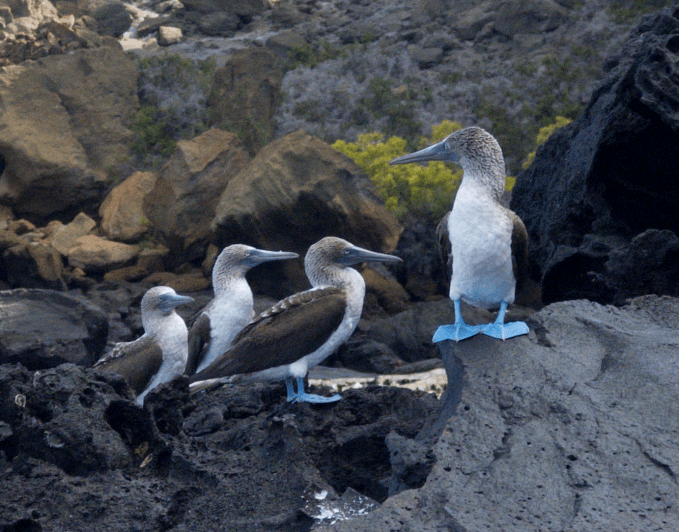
left=0, top=289, right=108, bottom=369
left=0, top=362, right=443, bottom=531
left=511, top=6, right=679, bottom=305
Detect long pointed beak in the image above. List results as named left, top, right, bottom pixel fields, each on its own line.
left=389, top=139, right=458, bottom=165
left=249, top=249, right=299, bottom=265
left=159, top=294, right=194, bottom=313
left=342, top=245, right=402, bottom=266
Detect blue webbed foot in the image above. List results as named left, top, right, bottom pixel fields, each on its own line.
left=480, top=301, right=529, bottom=340
left=286, top=377, right=341, bottom=404
left=293, top=392, right=342, bottom=404
left=481, top=321, right=529, bottom=340
left=433, top=323, right=482, bottom=343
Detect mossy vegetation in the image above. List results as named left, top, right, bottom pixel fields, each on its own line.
left=333, top=121, right=462, bottom=221
left=608, top=0, right=675, bottom=23
left=131, top=54, right=217, bottom=164
left=284, top=41, right=346, bottom=72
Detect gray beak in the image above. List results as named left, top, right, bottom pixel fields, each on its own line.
left=340, top=245, right=403, bottom=266
left=158, top=293, right=194, bottom=313
left=389, top=139, right=458, bottom=165
left=248, top=249, right=299, bottom=266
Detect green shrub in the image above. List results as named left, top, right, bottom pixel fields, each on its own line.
left=333, top=121, right=463, bottom=221
left=284, top=41, right=346, bottom=72
left=522, top=116, right=573, bottom=169
left=609, top=0, right=675, bottom=23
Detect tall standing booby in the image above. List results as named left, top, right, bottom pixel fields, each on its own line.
left=189, top=237, right=402, bottom=403
left=186, top=245, right=299, bottom=375
left=390, top=126, right=529, bottom=341
left=94, top=286, right=194, bottom=405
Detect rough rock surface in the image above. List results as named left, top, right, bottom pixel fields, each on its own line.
left=512, top=7, right=679, bottom=305
left=212, top=130, right=402, bottom=296
left=0, top=45, right=138, bottom=222
left=68, top=235, right=140, bottom=273
left=1, top=240, right=65, bottom=289
left=0, top=363, right=441, bottom=531
left=207, top=47, right=283, bottom=155
left=144, top=129, right=249, bottom=260
left=320, top=295, right=679, bottom=531
left=47, top=212, right=96, bottom=255
left=99, top=171, right=158, bottom=243
left=0, top=289, right=108, bottom=368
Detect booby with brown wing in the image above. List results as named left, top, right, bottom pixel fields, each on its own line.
left=94, top=286, right=193, bottom=405
left=390, top=126, right=530, bottom=341
left=189, top=237, right=402, bottom=403
left=186, top=245, right=298, bottom=375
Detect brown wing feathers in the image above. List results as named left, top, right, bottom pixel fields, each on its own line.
left=191, top=287, right=347, bottom=381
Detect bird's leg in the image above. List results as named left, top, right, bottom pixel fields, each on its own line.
left=433, top=299, right=482, bottom=342
left=285, top=377, right=297, bottom=402
left=291, top=376, right=341, bottom=404
left=481, top=301, right=529, bottom=340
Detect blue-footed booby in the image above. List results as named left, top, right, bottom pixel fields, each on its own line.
left=189, top=237, right=402, bottom=403
left=94, top=286, right=194, bottom=405
left=186, top=245, right=299, bottom=376
left=390, top=126, right=529, bottom=341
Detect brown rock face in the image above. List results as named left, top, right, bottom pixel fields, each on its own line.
left=68, top=235, right=140, bottom=273
left=212, top=130, right=403, bottom=296
left=207, top=47, right=283, bottom=155
left=99, top=171, right=158, bottom=243
left=143, top=129, right=249, bottom=261
left=0, top=45, right=138, bottom=222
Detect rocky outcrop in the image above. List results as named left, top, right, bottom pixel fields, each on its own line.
left=512, top=7, right=679, bottom=305
left=211, top=130, right=402, bottom=296
left=99, top=172, right=157, bottom=243
left=0, top=363, right=440, bottom=531
left=207, top=47, right=283, bottom=155
left=319, top=295, right=679, bottom=531
left=0, top=289, right=108, bottom=368
left=46, top=212, right=96, bottom=255
left=143, top=129, right=249, bottom=261
left=0, top=45, right=138, bottom=222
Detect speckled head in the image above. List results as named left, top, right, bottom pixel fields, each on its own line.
left=389, top=126, right=505, bottom=198
left=304, top=237, right=402, bottom=287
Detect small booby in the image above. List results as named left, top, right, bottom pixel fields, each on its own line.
left=186, top=245, right=299, bottom=376
left=390, top=126, right=529, bottom=341
left=94, top=286, right=194, bottom=405
left=189, top=237, right=402, bottom=403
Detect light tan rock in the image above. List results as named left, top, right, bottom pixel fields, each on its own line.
left=0, top=45, right=138, bottom=220
left=68, top=234, right=139, bottom=272
left=143, top=128, right=249, bottom=260
left=0, top=205, right=14, bottom=222
left=48, top=212, right=96, bottom=256
left=158, top=25, right=181, bottom=45
left=99, top=171, right=157, bottom=243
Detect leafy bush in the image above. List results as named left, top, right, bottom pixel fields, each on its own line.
left=333, top=121, right=463, bottom=221
left=522, top=116, right=573, bottom=169
left=132, top=54, right=216, bottom=163
left=284, top=42, right=346, bottom=72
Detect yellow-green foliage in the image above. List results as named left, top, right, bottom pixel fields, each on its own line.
left=522, top=116, right=572, bottom=169
left=333, top=121, right=463, bottom=221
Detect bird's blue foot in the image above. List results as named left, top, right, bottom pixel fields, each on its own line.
left=481, top=321, right=529, bottom=340
left=433, top=323, right=482, bottom=343
left=285, top=377, right=341, bottom=404
left=480, top=301, right=529, bottom=340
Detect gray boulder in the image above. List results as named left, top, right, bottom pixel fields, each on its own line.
left=319, top=295, right=679, bottom=531
left=0, top=289, right=108, bottom=369
left=511, top=7, right=679, bottom=305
